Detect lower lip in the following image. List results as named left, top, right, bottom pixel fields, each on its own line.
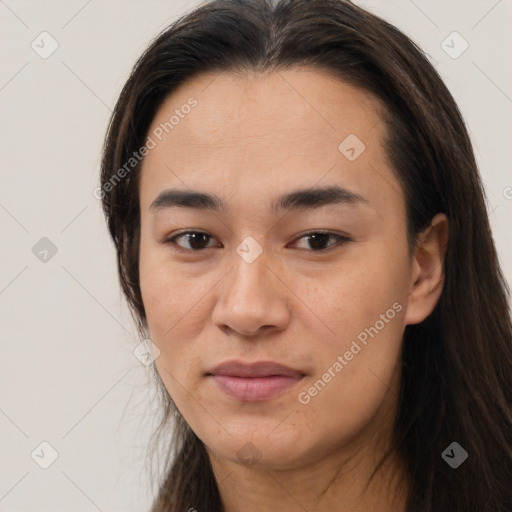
left=210, top=375, right=303, bottom=401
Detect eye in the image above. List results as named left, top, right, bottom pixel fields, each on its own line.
left=167, top=231, right=218, bottom=251
left=291, top=231, right=352, bottom=251
left=165, top=230, right=352, bottom=252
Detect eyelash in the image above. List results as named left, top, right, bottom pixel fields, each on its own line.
left=164, top=230, right=352, bottom=253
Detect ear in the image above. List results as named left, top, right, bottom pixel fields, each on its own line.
left=404, top=213, right=449, bottom=325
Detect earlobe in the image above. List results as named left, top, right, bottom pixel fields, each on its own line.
left=404, top=213, right=449, bottom=325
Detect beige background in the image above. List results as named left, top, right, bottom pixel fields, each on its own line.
left=1, top=0, right=510, bottom=510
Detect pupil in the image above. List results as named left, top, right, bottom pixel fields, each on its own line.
left=309, top=233, right=329, bottom=250
left=189, top=233, right=209, bottom=249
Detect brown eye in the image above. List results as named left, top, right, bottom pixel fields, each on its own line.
left=292, top=232, right=351, bottom=251
left=169, top=231, right=217, bottom=251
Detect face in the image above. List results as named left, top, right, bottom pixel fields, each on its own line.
left=138, top=68, right=419, bottom=470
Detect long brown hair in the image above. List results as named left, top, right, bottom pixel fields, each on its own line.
left=99, top=1, right=512, bottom=510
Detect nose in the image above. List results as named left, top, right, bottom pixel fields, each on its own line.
left=211, top=247, right=291, bottom=337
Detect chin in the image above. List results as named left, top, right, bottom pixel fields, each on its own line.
left=197, top=420, right=315, bottom=470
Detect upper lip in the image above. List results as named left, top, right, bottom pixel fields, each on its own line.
left=207, top=360, right=305, bottom=378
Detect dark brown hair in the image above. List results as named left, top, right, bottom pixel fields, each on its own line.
left=100, top=1, right=512, bottom=510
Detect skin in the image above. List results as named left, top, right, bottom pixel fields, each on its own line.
left=138, top=68, right=449, bottom=512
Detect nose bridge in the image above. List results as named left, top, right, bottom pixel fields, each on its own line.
left=213, top=240, right=290, bottom=335
left=228, top=241, right=273, bottom=302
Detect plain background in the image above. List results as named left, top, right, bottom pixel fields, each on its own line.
left=1, top=0, right=510, bottom=510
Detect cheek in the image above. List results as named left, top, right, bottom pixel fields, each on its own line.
left=139, top=241, right=216, bottom=386
left=140, top=267, right=206, bottom=413
left=292, top=245, right=408, bottom=424
left=139, top=241, right=184, bottom=358
left=139, top=234, right=197, bottom=329
left=140, top=262, right=202, bottom=346
left=297, top=243, right=409, bottom=351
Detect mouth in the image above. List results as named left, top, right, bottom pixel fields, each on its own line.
left=206, top=360, right=306, bottom=402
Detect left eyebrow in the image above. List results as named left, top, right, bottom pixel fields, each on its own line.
left=149, top=185, right=370, bottom=213
left=272, top=185, right=369, bottom=212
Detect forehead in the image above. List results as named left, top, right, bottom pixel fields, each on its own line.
left=139, top=67, right=404, bottom=217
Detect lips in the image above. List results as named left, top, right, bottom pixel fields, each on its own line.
left=207, top=361, right=306, bottom=402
